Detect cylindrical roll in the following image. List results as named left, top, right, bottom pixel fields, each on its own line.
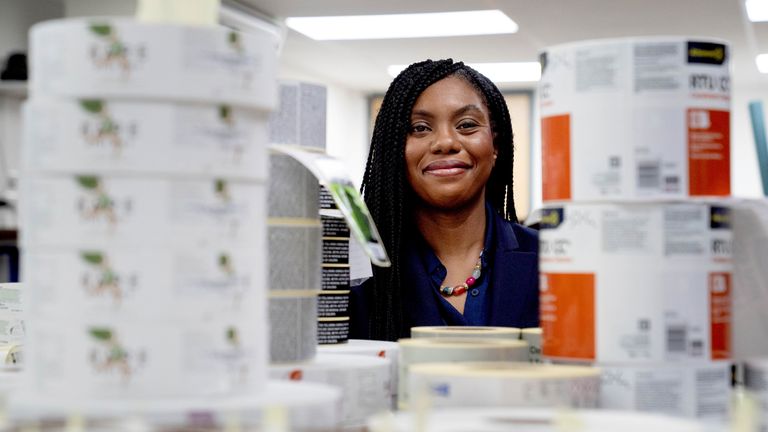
left=411, top=326, right=521, bottom=340
left=29, top=19, right=279, bottom=109
left=368, top=408, right=710, bottom=432
left=600, top=361, right=730, bottom=421
left=8, top=381, right=342, bottom=432
left=23, top=247, right=263, bottom=321
left=539, top=37, right=730, bottom=202
left=24, top=317, right=267, bottom=398
left=268, top=294, right=317, bottom=364
left=521, top=328, right=543, bottom=363
left=398, top=338, right=528, bottom=408
left=0, top=283, right=24, bottom=346
left=409, top=362, right=600, bottom=409
left=268, top=82, right=327, bottom=150
left=267, top=223, right=321, bottom=292
left=744, top=359, right=768, bottom=432
left=268, top=153, right=320, bottom=219
left=23, top=100, right=269, bottom=180
left=318, top=339, right=400, bottom=409
left=317, top=317, right=350, bottom=344
left=540, top=202, right=732, bottom=363
left=317, top=290, right=350, bottom=318
left=269, top=354, right=390, bottom=429
left=19, top=175, right=267, bottom=249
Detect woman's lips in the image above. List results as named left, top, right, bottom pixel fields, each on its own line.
left=424, top=160, right=471, bottom=177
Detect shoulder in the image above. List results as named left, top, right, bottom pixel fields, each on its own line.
left=490, top=210, right=538, bottom=253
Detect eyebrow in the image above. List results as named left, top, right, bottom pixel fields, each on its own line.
left=411, top=104, right=485, bottom=120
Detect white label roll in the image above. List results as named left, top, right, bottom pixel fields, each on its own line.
left=521, top=328, right=543, bottom=363
left=30, top=18, right=279, bottom=110
left=539, top=202, right=732, bottom=363
left=744, top=359, right=768, bottom=432
left=539, top=37, right=730, bottom=202
left=268, top=293, right=317, bottom=364
left=409, top=362, right=600, bottom=409
left=398, top=338, right=528, bottom=409
left=23, top=100, right=269, bottom=180
left=269, top=353, right=390, bottom=429
left=411, top=326, right=521, bottom=340
left=19, top=176, right=266, bottom=249
left=601, top=361, right=730, bottom=421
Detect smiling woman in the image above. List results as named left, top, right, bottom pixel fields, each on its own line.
left=351, top=59, right=539, bottom=341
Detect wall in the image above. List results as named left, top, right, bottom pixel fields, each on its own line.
left=0, top=0, right=63, bottom=61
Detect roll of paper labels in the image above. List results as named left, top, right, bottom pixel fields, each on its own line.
left=269, top=353, right=390, bottom=429
left=23, top=247, right=263, bottom=321
left=398, top=338, right=528, bottom=409
left=600, top=361, right=730, bottom=421
left=19, top=175, right=266, bottom=249
left=268, top=222, right=321, bottom=292
left=409, top=362, right=599, bottom=409
left=8, top=381, right=342, bottom=432
left=268, top=153, right=320, bottom=219
left=317, top=317, right=350, bottom=345
left=269, top=82, right=327, bottom=150
left=318, top=339, right=400, bottom=409
left=25, top=317, right=267, bottom=398
left=29, top=18, right=279, bottom=109
left=411, top=326, right=521, bottom=340
left=0, top=283, right=24, bottom=346
left=521, top=328, right=543, bottom=363
left=269, top=294, right=317, bottom=364
left=744, top=358, right=768, bottom=432
left=367, top=407, right=710, bottom=432
left=23, top=100, right=269, bottom=180
left=539, top=202, right=732, bottom=363
left=539, top=37, right=730, bottom=202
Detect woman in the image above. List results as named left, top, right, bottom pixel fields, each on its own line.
left=350, top=59, right=539, bottom=341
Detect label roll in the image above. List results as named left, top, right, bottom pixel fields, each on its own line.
left=19, top=176, right=266, bottom=249
left=269, top=82, right=327, bottom=150
left=540, top=202, right=732, bottom=363
left=30, top=18, right=279, bottom=109
left=24, top=317, right=267, bottom=398
left=409, top=362, right=600, bottom=409
left=23, top=247, right=264, bottom=321
left=411, top=326, right=521, bottom=340
left=398, top=338, right=528, bottom=408
left=521, top=328, right=543, bottom=363
left=268, top=294, right=317, bottom=364
left=744, top=359, right=768, bottom=432
left=368, top=407, right=711, bottom=432
left=318, top=339, right=400, bottom=409
left=269, top=354, right=390, bottom=429
left=317, top=317, right=350, bottom=344
left=23, top=100, right=269, bottom=180
left=268, top=222, right=321, bottom=292
left=0, top=283, right=23, bottom=346
left=601, top=361, right=730, bottom=421
left=317, top=291, right=350, bottom=318
left=268, top=154, right=320, bottom=219
left=539, top=37, right=730, bottom=202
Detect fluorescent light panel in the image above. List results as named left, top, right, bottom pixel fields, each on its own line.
left=285, top=10, right=517, bottom=40
left=387, top=62, right=541, bottom=82
left=746, top=0, right=768, bottom=21
left=756, top=54, right=768, bottom=73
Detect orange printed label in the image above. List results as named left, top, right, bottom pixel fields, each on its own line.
left=687, top=109, right=730, bottom=196
left=709, top=272, right=731, bottom=360
left=541, top=114, right=572, bottom=201
left=540, top=272, right=595, bottom=359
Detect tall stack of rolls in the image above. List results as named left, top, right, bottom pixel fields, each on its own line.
left=538, top=37, right=733, bottom=421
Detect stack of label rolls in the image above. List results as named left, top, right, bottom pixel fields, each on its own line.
left=266, top=82, right=391, bottom=430
left=318, top=186, right=352, bottom=345
left=538, top=36, right=733, bottom=421
left=13, top=17, right=344, bottom=432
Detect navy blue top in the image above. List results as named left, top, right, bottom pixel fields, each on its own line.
left=349, top=204, right=539, bottom=340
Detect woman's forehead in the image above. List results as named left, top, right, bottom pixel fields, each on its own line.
left=412, top=76, right=488, bottom=114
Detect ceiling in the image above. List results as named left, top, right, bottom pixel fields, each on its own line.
left=233, top=0, right=768, bottom=93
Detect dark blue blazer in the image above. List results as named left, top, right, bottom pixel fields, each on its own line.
left=350, top=211, right=539, bottom=340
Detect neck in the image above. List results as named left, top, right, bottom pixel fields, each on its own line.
left=413, top=194, right=487, bottom=263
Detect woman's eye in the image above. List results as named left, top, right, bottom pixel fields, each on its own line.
left=410, top=124, right=430, bottom=133
left=458, top=121, right=479, bottom=129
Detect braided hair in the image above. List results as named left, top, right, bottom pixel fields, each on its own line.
left=360, top=59, right=517, bottom=341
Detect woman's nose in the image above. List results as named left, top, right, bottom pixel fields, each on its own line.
left=430, top=127, right=461, bottom=154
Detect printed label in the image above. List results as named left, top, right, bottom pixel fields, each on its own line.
left=687, top=109, right=730, bottom=196
left=709, top=272, right=731, bottom=360
left=540, top=272, right=596, bottom=359
left=541, top=114, right=572, bottom=201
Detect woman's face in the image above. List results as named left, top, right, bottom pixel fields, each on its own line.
left=405, top=75, right=496, bottom=211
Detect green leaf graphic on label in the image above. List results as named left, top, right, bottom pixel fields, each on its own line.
left=330, top=183, right=374, bottom=242
left=219, top=254, right=230, bottom=267
left=226, top=327, right=239, bottom=345
left=89, top=23, right=113, bottom=37
left=81, top=251, right=105, bottom=265
left=219, top=105, right=231, bottom=121
left=228, top=32, right=239, bottom=45
left=215, top=179, right=227, bottom=194
left=89, top=327, right=113, bottom=342
left=80, top=100, right=105, bottom=114
left=76, top=176, right=101, bottom=190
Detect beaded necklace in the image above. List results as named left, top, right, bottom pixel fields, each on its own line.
left=439, top=251, right=483, bottom=297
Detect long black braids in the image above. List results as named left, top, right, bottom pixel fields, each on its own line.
left=360, top=59, right=517, bottom=340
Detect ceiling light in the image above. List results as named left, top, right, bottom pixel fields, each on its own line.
left=387, top=62, right=541, bottom=82
left=746, top=0, right=768, bottom=21
left=756, top=54, right=768, bottom=73
left=285, top=10, right=518, bottom=40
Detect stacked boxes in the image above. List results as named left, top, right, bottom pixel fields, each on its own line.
left=20, top=18, right=278, bottom=398
left=538, top=37, right=733, bottom=420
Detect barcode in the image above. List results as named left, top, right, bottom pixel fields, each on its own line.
left=637, top=161, right=660, bottom=189
left=666, top=325, right=687, bottom=353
